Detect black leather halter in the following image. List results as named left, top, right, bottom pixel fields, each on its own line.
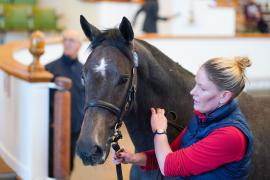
left=83, top=60, right=137, bottom=180
left=84, top=53, right=137, bottom=142
left=82, top=49, right=135, bottom=180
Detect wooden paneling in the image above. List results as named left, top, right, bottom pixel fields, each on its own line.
left=80, top=0, right=144, bottom=3
left=216, top=0, right=238, bottom=7
left=137, top=33, right=270, bottom=39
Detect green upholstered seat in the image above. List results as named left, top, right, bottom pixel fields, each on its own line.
left=3, top=4, right=31, bottom=31
left=32, top=7, right=58, bottom=31
left=0, top=0, right=9, bottom=4
left=13, top=0, right=36, bottom=5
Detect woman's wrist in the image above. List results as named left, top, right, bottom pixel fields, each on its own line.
left=132, top=153, right=147, bottom=166
left=128, top=153, right=136, bottom=164
left=153, top=128, right=167, bottom=135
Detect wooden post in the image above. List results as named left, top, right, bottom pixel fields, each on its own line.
left=53, top=77, right=72, bottom=180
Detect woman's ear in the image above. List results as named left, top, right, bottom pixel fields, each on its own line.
left=220, top=90, right=233, bottom=105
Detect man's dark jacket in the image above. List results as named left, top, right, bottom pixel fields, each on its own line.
left=45, top=55, right=84, bottom=134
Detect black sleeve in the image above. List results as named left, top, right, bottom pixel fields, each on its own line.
left=132, top=5, right=145, bottom=25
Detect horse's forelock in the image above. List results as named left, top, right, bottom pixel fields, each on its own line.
left=88, top=28, right=134, bottom=62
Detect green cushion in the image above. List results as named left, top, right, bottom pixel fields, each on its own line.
left=33, top=7, right=57, bottom=31
left=13, top=0, right=36, bottom=5
left=0, top=4, right=4, bottom=31
left=3, top=4, right=31, bottom=31
left=0, top=0, right=9, bottom=4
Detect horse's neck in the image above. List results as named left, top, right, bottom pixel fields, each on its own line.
left=137, top=54, right=195, bottom=124
left=125, top=41, right=195, bottom=152
left=137, top=40, right=194, bottom=122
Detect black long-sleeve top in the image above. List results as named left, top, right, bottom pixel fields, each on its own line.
left=133, top=0, right=168, bottom=33
left=45, top=55, right=84, bottom=134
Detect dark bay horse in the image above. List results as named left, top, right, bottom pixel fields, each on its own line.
left=76, top=15, right=270, bottom=180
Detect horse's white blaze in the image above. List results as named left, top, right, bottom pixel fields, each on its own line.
left=94, top=58, right=107, bottom=77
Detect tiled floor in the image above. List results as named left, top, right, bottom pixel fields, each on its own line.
left=0, top=125, right=134, bottom=180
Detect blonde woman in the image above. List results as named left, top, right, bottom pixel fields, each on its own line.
left=113, top=57, right=253, bottom=179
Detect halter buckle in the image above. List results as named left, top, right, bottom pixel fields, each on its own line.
left=112, top=129, right=122, bottom=142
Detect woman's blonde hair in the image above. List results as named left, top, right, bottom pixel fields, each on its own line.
left=202, top=57, right=252, bottom=98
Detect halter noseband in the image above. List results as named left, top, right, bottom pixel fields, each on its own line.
left=85, top=100, right=121, bottom=116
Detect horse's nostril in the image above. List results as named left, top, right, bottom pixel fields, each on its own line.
left=90, top=145, right=102, bottom=156
left=80, top=151, right=90, bottom=158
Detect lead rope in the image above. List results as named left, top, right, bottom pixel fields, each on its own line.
left=112, top=122, right=123, bottom=180
left=112, top=142, right=123, bottom=180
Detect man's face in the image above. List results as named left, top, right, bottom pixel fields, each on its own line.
left=63, top=31, right=81, bottom=59
left=249, top=0, right=256, bottom=3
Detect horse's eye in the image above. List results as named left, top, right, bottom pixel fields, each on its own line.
left=118, top=74, right=129, bottom=85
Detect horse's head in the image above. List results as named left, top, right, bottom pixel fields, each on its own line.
left=77, top=15, right=138, bottom=165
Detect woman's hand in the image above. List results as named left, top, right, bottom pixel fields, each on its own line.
left=150, top=108, right=168, bottom=133
left=112, top=149, right=147, bottom=166
left=151, top=108, right=171, bottom=175
left=112, top=148, right=134, bottom=165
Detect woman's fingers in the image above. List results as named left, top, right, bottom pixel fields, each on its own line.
left=157, top=108, right=165, bottom=114
left=113, top=157, right=122, bottom=165
left=150, top=107, right=168, bottom=132
left=115, top=148, right=125, bottom=158
left=112, top=148, right=132, bottom=165
left=112, top=152, right=123, bottom=165
left=151, top=107, right=165, bottom=115
left=150, top=107, right=156, bottom=114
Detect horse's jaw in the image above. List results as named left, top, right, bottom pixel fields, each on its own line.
left=78, top=141, right=111, bottom=166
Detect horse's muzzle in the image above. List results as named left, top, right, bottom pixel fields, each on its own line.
left=77, top=145, right=103, bottom=165
left=76, top=140, right=110, bottom=166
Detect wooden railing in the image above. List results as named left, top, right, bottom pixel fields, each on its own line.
left=216, top=0, right=238, bottom=7
left=0, top=32, right=62, bottom=82
left=0, top=32, right=71, bottom=179
left=80, top=0, right=143, bottom=3
left=1, top=32, right=269, bottom=78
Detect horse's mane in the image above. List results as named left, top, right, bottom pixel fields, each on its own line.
left=135, top=38, right=194, bottom=79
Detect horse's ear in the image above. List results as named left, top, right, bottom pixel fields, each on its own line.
left=119, top=17, right=134, bottom=42
left=80, top=15, right=101, bottom=41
